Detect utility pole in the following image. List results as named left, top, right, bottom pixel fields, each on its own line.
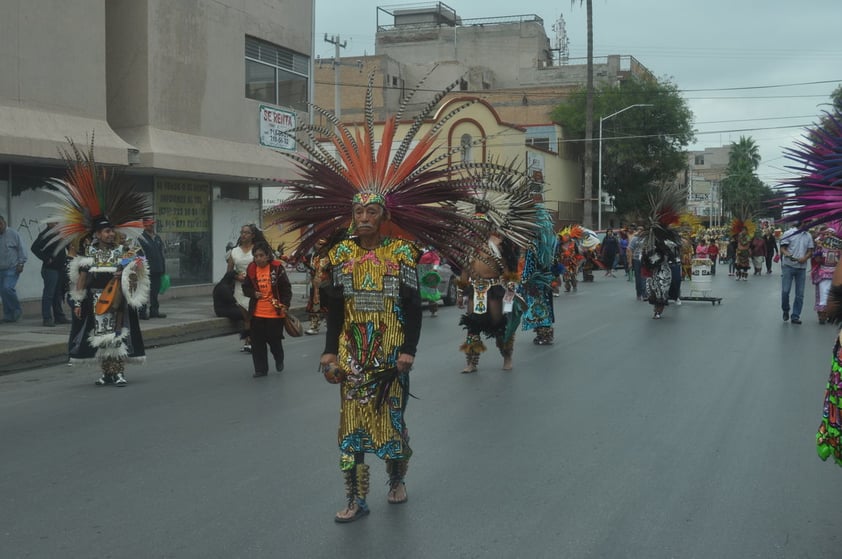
left=324, top=34, right=347, bottom=120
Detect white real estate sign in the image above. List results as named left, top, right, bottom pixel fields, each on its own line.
left=259, top=105, right=296, bottom=151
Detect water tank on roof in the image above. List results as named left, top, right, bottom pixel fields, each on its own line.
left=393, top=4, right=458, bottom=27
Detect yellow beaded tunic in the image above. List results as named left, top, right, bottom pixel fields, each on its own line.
left=328, top=237, right=420, bottom=467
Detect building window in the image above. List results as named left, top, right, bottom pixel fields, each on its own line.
left=245, top=36, right=309, bottom=112
left=694, top=154, right=705, bottom=166
left=460, top=134, right=473, bottom=163
left=527, top=137, right=550, bottom=152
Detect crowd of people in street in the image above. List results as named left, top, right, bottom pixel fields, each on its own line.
left=6, top=84, right=842, bottom=533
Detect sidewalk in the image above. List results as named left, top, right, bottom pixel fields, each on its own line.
left=0, top=282, right=311, bottom=375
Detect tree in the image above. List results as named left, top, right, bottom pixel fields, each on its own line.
left=720, top=136, right=771, bottom=216
left=831, top=84, right=842, bottom=110
left=571, top=0, right=594, bottom=227
left=551, top=76, right=695, bottom=220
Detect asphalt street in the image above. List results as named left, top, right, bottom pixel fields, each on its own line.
left=1, top=269, right=839, bottom=558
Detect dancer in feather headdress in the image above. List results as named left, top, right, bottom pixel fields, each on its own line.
left=269, top=72, right=530, bottom=521
left=730, top=210, right=756, bottom=281
left=771, top=109, right=842, bottom=467
left=641, top=183, right=685, bottom=319
left=519, top=206, right=558, bottom=345
left=557, top=225, right=585, bottom=293
left=455, top=165, right=538, bottom=373
left=810, top=223, right=842, bottom=325
left=42, top=138, right=152, bottom=386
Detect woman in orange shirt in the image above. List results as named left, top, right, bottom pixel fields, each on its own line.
left=242, top=241, right=293, bottom=378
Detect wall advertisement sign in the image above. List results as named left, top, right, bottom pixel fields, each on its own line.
left=259, top=105, right=296, bottom=150
left=155, top=178, right=210, bottom=232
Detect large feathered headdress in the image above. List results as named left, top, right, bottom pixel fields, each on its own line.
left=453, top=161, right=540, bottom=249
left=42, top=137, right=151, bottom=254
left=729, top=202, right=756, bottom=238
left=267, top=70, right=516, bottom=266
left=642, top=183, right=686, bottom=250
left=776, top=109, right=842, bottom=227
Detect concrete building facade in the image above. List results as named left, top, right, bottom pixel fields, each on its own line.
left=0, top=0, right=313, bottom=300
left=686, top=146, right=730, bottom=226
left=313, top=3, right=656, bottom=226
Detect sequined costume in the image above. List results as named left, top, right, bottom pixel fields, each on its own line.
left=458, top=237, right=522, bottom=370
left=817, top=327, right=842, bottom=468
left=520, top=208, right=558, bottom=345
left=67, top=241, right=149, bottom=377
left=305, top=253, right=330, bottom=334
left=811, top=231, right=842, bottom=323
left=324, top=237, right=422, bottom=471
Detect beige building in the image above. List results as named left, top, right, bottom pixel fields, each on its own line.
left=0, top=0, right=313, bottom=299
left=685, top=147, right=730, bottom=226
left=314, top=3, right=656, bottom=226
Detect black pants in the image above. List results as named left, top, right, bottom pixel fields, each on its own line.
left=250, top=316, right=285, bottom=374
left=141, top=273, right=162, bottom=317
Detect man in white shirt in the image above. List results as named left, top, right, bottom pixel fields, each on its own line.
left=779, top=221, right=814, bottom=324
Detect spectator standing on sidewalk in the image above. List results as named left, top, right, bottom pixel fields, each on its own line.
left=30, top=222, right=69, bottom=327
left=138, top=217, right=166, bottom=319
left=0, top=215, right=27, bottom=322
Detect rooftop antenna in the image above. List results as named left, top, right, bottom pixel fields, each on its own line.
left=552, top=13, right=570, bottom=65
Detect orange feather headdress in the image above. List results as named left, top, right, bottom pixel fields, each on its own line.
left=41, top=137, right=151, bottom=254
left=267, top=71, right=532, bottom=266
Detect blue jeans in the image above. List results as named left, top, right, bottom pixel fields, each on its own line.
left=781, top=264, right=806, bottom=319
left=0, top=267, right=21, bottom=320
left=41, top=268, right=67, bottom=321
left=632, top=259, right=645, bottom=298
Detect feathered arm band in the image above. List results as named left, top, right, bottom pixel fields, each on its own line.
left=67, top=256, right=94, bottom=305
left=121, top=257, right=150, bottom=309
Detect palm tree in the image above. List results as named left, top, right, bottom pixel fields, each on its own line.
left=722, top=136, right=762, bottom=214
left=729, top=136, right=760, bottom=172
left=572, top=0, right=594, bottom=227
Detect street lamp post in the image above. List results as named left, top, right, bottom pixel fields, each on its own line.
left=598, top=103, right=653, bottom=230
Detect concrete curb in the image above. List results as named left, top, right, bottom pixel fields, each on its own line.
left=0, top=307, right=310, bottom=375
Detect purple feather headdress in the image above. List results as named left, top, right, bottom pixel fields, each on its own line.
left=776, top=110, right=842, bottom=227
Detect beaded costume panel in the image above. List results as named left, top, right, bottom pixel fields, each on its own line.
left=329, top=238, right=420, bottom=461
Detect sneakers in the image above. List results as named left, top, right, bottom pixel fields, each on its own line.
left=653, top=312, right=662, bottom=319
left=305, top=328, right=319, bottom=335
left=241, top=344, right=252, bottom=353
left=676, top=298, right=682, bottom=306
left=791, top=318, right=802, bottom=325
left=115, top=373, right=127, bottom=386
left=95, top=374, right=114, bottom=386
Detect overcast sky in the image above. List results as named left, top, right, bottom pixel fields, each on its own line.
left=313, top=0, right=841, bottom=184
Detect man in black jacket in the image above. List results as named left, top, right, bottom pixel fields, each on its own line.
left=138, top=218, right=167, bottom=319
left=30, top=223, right=70, bottom=327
